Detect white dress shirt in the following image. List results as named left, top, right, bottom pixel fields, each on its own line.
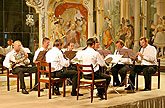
left=3, top=49, right=30, bottom=69
left=138, top=44, right=157, bottom=65
left=114, top=46, right=132, bottom=64
left=46, top=47, right=70, bottom=72
left=33, top=47, right=45, bottom=62
left=76, top=47, right=106, bottom=74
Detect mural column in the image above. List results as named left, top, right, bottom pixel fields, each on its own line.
left=133, top=0, right=141, bottom=53
left=142, top=0, right=151, bottom=38
left=96, top=0, right=104, bottom=41
left=125, top=0, right=130, bottom=20
left=156, top=0, right=165, bottom=17
left=120, top=0, right=126, bottom=22
left=87, top=0, right=94, bottom=38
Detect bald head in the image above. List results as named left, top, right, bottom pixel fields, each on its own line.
left=14, top=40, right=22, bottom=52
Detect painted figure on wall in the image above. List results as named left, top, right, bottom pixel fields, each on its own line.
left=102, top=16, right=115, bottom=53
left=153, top=17, right=165, bottom=58
left=51, top=18, right=65, bottom=43
left=52, top=3, right=88, bottom=48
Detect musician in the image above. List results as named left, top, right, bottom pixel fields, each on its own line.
left=3, top=40, right=38, bottom=94
left=33, top=37, right=50, bottom=63
left=46, top=39, right=83, bottom=96
left=62, top=41, right=75, bottom=52
left=127, top=37, right=157, bottom=91
left=75, top=38, right=111, bottom=99
left=111, top=40, right=133, bottom=87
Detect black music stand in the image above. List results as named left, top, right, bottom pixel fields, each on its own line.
left=97, top=50, right=112, bottom=58
left=116, top=49, right=136, bottom=92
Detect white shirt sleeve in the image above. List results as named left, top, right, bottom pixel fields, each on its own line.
left=96, top=52, right=106, bottom=66
left=3, top=52, right=15, bottom=68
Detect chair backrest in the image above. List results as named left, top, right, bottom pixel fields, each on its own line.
left=37, top=61, right=51, bottom=80
left=76, top=64, right=95, bottom=81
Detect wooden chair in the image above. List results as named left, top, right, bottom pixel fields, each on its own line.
left=76, top=64, right=107, bottom=103
left=136, top=59, right=160, bottom=90
left=37, top=61, right=66, bottom=99
left=7, top=68, right=32, bottom=92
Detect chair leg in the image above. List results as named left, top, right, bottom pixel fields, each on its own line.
left=125, top=76, right=127, bottom=87
left=63, top=79, right=65, bottom=97
left=49, top=82, right=51, bottom=99
left=77, top=81, right=80, bottom=100
left=158, top=74, right=160, bottom=89
left=136, top=73, right=138, bottom=90
left=105, top=82, right=107, bottom=100
left=30, top=74, right=32, bottom=89
left=7, top=76, right=9, bottom=91
left=17, top=76, right=19, bottom=92
left=91, top=85, right=94, bottom=103
left=149, top=76, right=152, bottom=90
left=38, top=82, right=40, bottom=97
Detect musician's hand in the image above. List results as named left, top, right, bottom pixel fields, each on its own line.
left=24, top=52, right=28, bottom=58
left=137, top=52, right=143, bottom=58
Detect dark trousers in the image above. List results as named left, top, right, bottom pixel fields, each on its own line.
left=84, top=71, right=111, bottom=95
left=52, top=69, right=78, bottom=93
left=12, top=66, right=38, bottom=89
left=111, top=64, right=133, bottom=85
left=129, top=65, right=157, bottom=89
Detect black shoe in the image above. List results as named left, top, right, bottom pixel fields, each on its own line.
left=113, top=82, right=120, bottom=87
left=142, top=88, right=151, bottom=91
left=54, top=90, right=61, bottom=95
left=96, top=93, right=104, bottom=99
left=22, top=89, right=29, bottom=94
left=32, top=87, right=44, bottom=91
left=71, top=91, right=83, bottom=96
left=119, top=83, right=124, bottom=87
left=125, top=85, right=135, bottom=90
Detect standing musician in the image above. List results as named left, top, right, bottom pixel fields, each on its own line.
left=75, top=38, right=111, bottom=99
left=3, top=40, right=38, bottom=94
left=111, top=40, right=133, bottom=87
left=46, top=39, right=83, bottom=96
left=127, top=37, right=157, bottom=91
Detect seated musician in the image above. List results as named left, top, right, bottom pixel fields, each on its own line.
left=33, top=37, right=50, bottom=63
left=111, top=40, right=133, bottom=87
left=62, top=41, right=75, bottom=52
left=74, top=38, right=111, bottom=99
left=46, top=39, right=83, bottom=96
left=127, top=37, right=157, bottom=91
left=3, top=40, right=39, bottom=94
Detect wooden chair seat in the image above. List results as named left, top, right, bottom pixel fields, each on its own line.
left=80, top=78, right=106, bottom=83
left=76, top=64, right=107, bottom=103
left=7, top=69, right=32, bottom=92
left=37, top=61, right=66, bottom=99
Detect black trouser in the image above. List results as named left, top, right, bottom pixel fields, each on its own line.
left=52, top=69, right=78, bottom=93
left=129, top=65, right=157, bottom=89
left=111, top=64, right=133, bottom=85
left=12, top=66, right=38, bottom=89
left=84, top=70, right=111, bottom=95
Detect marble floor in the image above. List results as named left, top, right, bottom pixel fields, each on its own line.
left=0, top=72, right=165, bottom=108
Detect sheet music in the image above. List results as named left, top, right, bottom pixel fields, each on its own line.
left=104, top=54, right=123, bottom=64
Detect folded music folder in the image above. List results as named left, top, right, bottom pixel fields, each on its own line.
left=63, top=51, right=77, bottom=60
left=118, top=49, right=135, bottom=59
